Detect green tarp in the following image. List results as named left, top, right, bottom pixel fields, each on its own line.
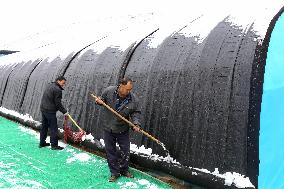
left=0, top=116, right=172, bottom=189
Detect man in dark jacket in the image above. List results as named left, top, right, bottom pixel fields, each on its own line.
left=39, top=76, right=68, bottom=150
left=96, top=78, right=141, bottom=182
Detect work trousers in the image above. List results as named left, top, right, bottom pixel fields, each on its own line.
left=104, top=130, right=130, bottom=176
left=40, top=111, right=58, bottom=147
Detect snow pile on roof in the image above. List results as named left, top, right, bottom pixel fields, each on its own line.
left=0, top=14, right=157, bottom=65
left=1, top=0, right=282, bottom=66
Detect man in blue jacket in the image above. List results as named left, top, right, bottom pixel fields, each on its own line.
left=39, top=76, right=68, bottom=150
left=96, top=77, right=141, bottom=182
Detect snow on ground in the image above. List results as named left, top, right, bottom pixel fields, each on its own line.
left=18, top=124, right=67, bottom=148
left=0, top=106, right=255, bottom=188
left=0, top=107, right=40, bottom=126
left=17, top=120, right=94, bottom=165
left=0, top=160, right=43, bottom=188
left=118, top=181, right=138, bottom=189
left=66, top=152, right=92, bottom=164
left=118, top=180, right=160, bottom=189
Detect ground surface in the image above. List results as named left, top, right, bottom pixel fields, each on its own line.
left=0, top=116, right=172, bottom=189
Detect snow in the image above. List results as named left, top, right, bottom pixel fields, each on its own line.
left=137, top=179, right=150, bottom=185
left=142, top=0, right=283, bottom=48
left=0, top=162, right=16, bottom=169
left=99, top=139, right=105, bottom=147
left=96, top=139, right=181, bottom=164
left=66, top=153, right=91, bottom=163
left=0, top=42, right=74, bottom=66
left=81, top=135, right=86, bottom=141
left=0, top=13, right=157, bottom=65
left=18, top=124, right=67, bottom=148
left=130, top=144, right=153, bottom=156
left=223, top=172, right=255, bottom=188
left=85, top=133, right=95, bottom=142
left=122, top=182, right=138, bottom=188
left=1, top=0, right=282, bottom=64
left=118, top=180, right=160, bottom=189
left=128, top=141, right=255, bottom=188
left=74, top=14, right=158, bottom=60
left=129, top=143, right=180, bottom=164
left=0, top=161, right=43, bottom=188
left=203, top=168, right=255, bottom=188
left=0, top=106, right=41, bottom=127
left=19, top=126, right=39, bottom=136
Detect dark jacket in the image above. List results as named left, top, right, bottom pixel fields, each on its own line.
left=40, top=82, right=67, bottom=114
left=98, top=86, right=141, bottom=133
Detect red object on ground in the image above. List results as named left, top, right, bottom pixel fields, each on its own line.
left=63, top=115, right=86, bottom=143
left=73, top=130, right=86, bottom=143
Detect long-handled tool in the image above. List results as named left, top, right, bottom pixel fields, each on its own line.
left=90, top=93, right=163, bottom=146
left=66, top=114, right=83, bottom=131
left=64, top=114, right=86, bottom=143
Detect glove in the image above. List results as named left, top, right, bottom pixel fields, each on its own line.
left=64, top=112, right=69, bottom=116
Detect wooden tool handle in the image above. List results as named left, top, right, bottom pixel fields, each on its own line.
left=66, top=114, right=83, bottom=131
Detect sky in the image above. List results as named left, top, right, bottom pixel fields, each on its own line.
left=0, top=0, right=283, bottom=50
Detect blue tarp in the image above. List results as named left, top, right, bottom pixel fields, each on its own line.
left=260, top=13, right=284, bottom=189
